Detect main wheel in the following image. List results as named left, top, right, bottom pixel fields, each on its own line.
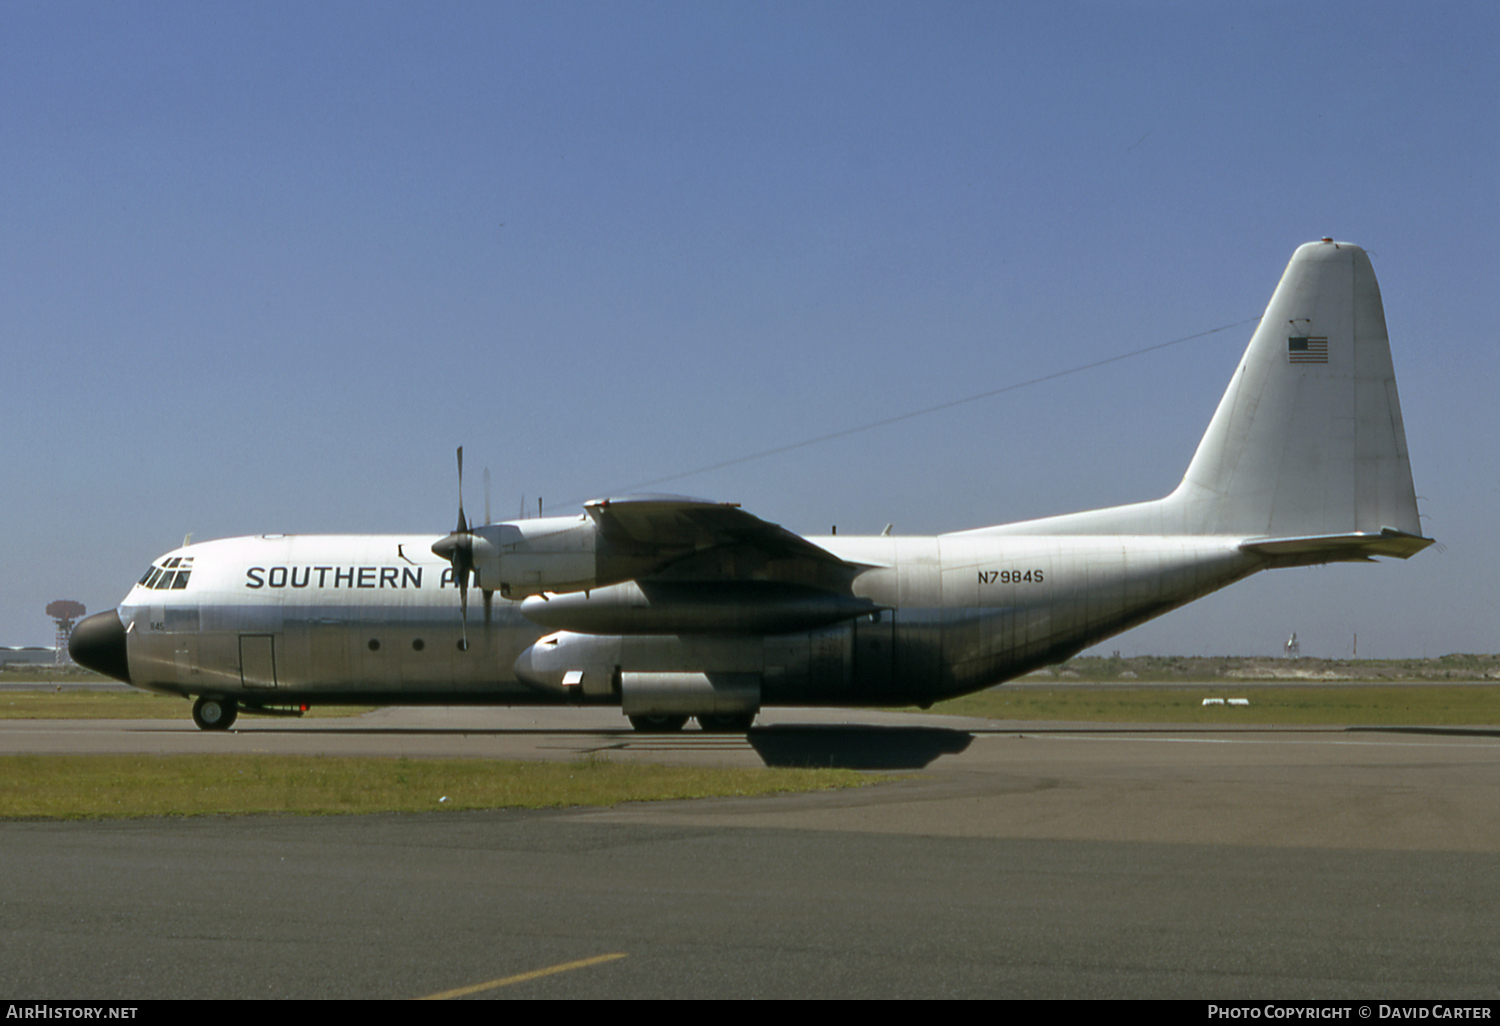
left=192, top=696, right=238, bottom=731
left=696, top=713, right=756, bottom=733
left=627, top=714, right=689, bottom=733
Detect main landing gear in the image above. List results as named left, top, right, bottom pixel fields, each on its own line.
left=626, top=713, right=756, bottom=733
left=696, top=713, right=756, bottom=733
left=627, top=714, right=689, bottom=733
left=192, top=696, right=238, bottom=731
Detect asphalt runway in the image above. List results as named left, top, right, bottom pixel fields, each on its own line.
left=4, top=706, right=1500, bottom=999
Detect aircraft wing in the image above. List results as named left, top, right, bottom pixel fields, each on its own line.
left=583, top=495, right=855, bottom=570
left=516, top=496, right=879, bottom=635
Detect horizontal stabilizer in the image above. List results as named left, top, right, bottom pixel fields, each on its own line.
left=1240, top=528, right=1434, bottom=566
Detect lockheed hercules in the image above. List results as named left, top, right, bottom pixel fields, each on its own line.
left=71, top=240, right=1432, bottom=731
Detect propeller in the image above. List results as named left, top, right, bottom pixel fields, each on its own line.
left=482, top=465, right=495, bottom=623
left=431, top=446, right=475, bottom=649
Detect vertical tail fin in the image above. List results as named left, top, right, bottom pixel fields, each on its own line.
left=972, top=239, right=1431, bottom=555
left=1169, top=240, right=1425, bottom=544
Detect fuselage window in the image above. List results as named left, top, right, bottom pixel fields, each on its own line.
left=169, top=571, right=190, bottom=589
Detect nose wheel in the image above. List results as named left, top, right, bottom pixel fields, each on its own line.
left=192, top=696, right=238, bottom=731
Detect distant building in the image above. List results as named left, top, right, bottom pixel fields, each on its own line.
left=1, top=647, right=59, bottom=666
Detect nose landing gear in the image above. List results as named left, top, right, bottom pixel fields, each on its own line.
left=191, top=696, right=238, bottom=731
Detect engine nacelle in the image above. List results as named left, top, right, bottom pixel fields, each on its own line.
left=468, top=516, right=602, bottom=598
left=468, top=514, right=690, bottom=599
left=518, top=580, right=883, bottom=635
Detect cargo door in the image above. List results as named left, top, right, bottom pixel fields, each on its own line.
left=239, top=634, right=278, bottom=689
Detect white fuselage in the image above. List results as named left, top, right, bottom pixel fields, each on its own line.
left=118, top=530, right=1258, bottom=708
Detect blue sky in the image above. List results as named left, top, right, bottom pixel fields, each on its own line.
left=4, top=1, right=1496, bottom=658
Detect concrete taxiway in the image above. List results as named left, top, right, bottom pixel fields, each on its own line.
left=4, top=706, right=1500, bottom=998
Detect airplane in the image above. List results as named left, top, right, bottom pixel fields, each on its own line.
left=70, top=240, right=1433, bottom=731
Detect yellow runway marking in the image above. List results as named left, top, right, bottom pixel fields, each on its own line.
left=419, top=953, right=627, bottom=1000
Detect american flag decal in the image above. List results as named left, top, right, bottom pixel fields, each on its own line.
left=1288, top=336, right=1328, bottom=363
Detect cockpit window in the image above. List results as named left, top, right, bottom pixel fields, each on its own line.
left=138, top=558, right=194, bottom=590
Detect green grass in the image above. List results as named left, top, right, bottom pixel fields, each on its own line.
left=928, top=684, right=1500, bottom=726
left=0, top=690, right=366, bottom=719
left=1033, top=653, right=1500, bottom=683
left=0, top=754, right=872, bottom=820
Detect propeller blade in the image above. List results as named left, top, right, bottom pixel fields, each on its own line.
left=458, top=567, right=469, bottom=649
left=455, top=446, right=467, bottom=534
left=432, top=445, right=476, bottom=650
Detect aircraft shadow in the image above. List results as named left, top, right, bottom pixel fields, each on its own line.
left=138, top=721, right=973, bottom=769
left=1349, top=725, right=1500, bottom=739
left=746, top=724, right=972, bottom=770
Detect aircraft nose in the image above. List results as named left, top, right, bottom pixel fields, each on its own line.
left=69, top=611, right=132, bottom=684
